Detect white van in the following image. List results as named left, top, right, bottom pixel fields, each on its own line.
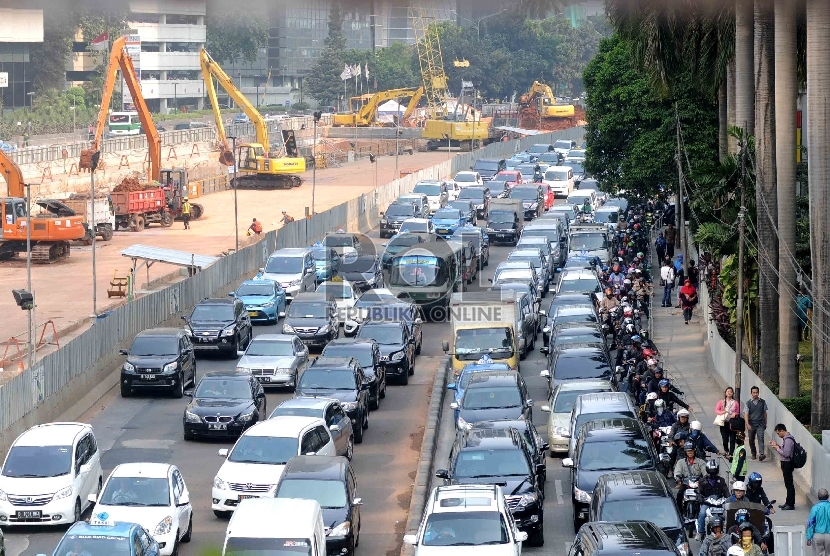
left=543, top=166, right=574, bottom=198
left=223, top=498, right=326, bottom=556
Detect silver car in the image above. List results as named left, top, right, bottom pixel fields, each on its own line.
left=236, top=334, right=310, bottom=389
left=260, top=248, right=317, bottom=302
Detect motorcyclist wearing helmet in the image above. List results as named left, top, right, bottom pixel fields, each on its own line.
left=730, top=480, right=748, bottom=503
left=608, top=267, right=626, bottom=289
left=639, top=330, right=658, bottom=351
left=645, top=366, right=665, bottom=393
left=670, top=409, right=692, bottom=439
left=670, top=431, right=688, bottom=471
left=657, top=379, right=690, bottom=412
left=639, top=392, right=659, bottom=422
left=581, top=197, right=592, bottom=214
left=652, top=399, right=677, bottom=427
left=728, top=512, right=766, bottom=552
left=688, top=420, right=720, bottom=459
left=693, top=460, right=730, bottom=539
left=700, top=517, right=731, bottom=556
left=674, top=445, right=707, bottom=507
left=745, top=472, right=774, bottom=511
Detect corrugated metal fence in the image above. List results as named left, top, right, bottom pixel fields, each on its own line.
left=0, top=126, right=583, bottom=438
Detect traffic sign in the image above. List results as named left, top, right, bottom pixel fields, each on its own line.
left=285, top=100, right=291, bottom=107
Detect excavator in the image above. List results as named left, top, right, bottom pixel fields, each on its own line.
left=201, top=48, right=305, bottom=189
left=0, top=151, right=86, bottom=262
left=520, top=81, right=575, bottom=118
left=86, top=35, right=204, bottom=220
left=332, top=87, right=424, bottom=127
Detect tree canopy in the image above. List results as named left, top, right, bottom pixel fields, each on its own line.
left=305, top=2, right=348, bottom=106
left=205, top=13, right=268, bottom=65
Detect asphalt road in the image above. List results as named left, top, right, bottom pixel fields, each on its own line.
left=3, top=228, right=449, bottom=556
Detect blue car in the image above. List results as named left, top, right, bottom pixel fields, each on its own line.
left=447, top=356, right=512, bottom=426
left=430, top=208, right=466, bottom=238
left=447, top=199, right=476, bottom=224
left=230, top=278, right=286, bottom=323
left=0, top=141, right=16, bottom=153
left=232, top=113, right=251, bottom=124
left=49, top=513, right=160, bottom=556
left=311, top=244, right=341, bottom=282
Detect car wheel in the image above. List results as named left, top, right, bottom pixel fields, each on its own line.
left=379, top=376, right=387, bottom=399
left=354, top=418, right=364, bottom=444
left=120, top=383, right=131, bottom=397
left=171, top=534, right=180, bottom=555
left=408, top=359, right=415, bottom=376
left=370, top=389, right=380, bottom=411
left=345, top=435, right=354, bottom=460
left=73, top=498, right=82, bottom=523
left=214, top=510, right=232, bottom=519
left=173, top=372, right=184, bottom=398
left=362, top=408, right=369, bottom=429
left=528, top=523, right=545, bottom=546
left=416, top=339, right=422, bottom=355
left=183, top=428, right=194, bottom=441
left=229, top=337, right=240, bottom=359
left=400, top=370, right=409, bottom=385
left=182, top=513, right=193, bottom=542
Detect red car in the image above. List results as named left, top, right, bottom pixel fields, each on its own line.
left=539, top=182, right=555, bottom=210
left=492, top=170, right=524, bottom=189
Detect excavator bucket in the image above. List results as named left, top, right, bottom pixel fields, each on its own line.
left=218, top=146, right=235, bottom=166
left=282, top=130, right=299, bottom=158
left=79, top=149, right=94, bottom=170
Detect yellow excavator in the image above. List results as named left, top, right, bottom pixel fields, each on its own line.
left=332, top=87, right=424, bottom=127
left=520, top=81, right=575, bottom=118
left=201, top=48, right=306, bottom=189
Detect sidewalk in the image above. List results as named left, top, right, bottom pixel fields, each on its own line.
left=650, top=296, right=811, bottom=529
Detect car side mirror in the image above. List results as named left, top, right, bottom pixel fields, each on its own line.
left=526, top=399, right=534, bottom=407
left=237, top=350, right=246, bottom=357
left=228, top=291, right=235, bottom=297
left=450, top=402, right=458, bottom=410
left=119, top=349, right=128, bottom=356
left=447, top=383, right=457, bottom=390
left=562, top=458, right=574, bottom=468
left=87, top=493, right=97, bottom=505
left=218, top=448, right=229, bottom=457
left=516, top=531, right=528, bottom=543
left=178, top=493, right=190, bottom=506
left=353, top=497, right=363, bottom=506
left=330, top=424, right=340, bottom=432
left=180, top=315, right=188, bottom=322
left=442, top=341, right=449, bottom=352
left=435, top=469, right=449, bottom=479
left=403, top=534, right=417, bottom=545
left=259, top=267, right=265, bottom=273
left=535, top=463, right=546, bottom=475
left=541, top=405, right=551, bottom=413
left=540, top=369, right=550, bottom=378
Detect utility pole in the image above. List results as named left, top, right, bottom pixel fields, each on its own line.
left=734, top=136, right=748, bottom=403
left=24, top=183, right=34, bottom=370
left=312, top=111, right=322, bottom=214
left=90, top=151, right=101, bottom=317
left=675, top=104, right=687, bottom=278
left=228, top=136, right=239, bottom=251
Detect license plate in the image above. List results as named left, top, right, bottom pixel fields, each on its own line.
left=497, top=234, right=507, bottom=238
left=140, top=374, right=156, bottom=380
left=248, top=311, right=258, bottom=317
left=200, top=337, right=212, bottom=343
left=17, top=510, right=41, bottom=518
left=259, top=376, right=271, bottom=383
left=238, top=495, right=256, bottom=501
left=208, top=423, right=227, bottom=430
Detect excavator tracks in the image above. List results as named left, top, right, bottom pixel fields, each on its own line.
left=31, top=241, right=71, bottom=263
left=234, top=174, right=304, bottom=190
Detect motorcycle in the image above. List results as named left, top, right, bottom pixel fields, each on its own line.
left=702, top=495, right=728, bottom=535
left=680, top=477, right=701, bottom=538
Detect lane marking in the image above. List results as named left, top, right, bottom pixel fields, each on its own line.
left=555, top=479, right=565, bottom=505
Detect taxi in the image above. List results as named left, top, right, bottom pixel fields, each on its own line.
left=43, top=512, right=160, bottom=556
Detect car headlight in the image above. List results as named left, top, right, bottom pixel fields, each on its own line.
left=289, top=279, right=302, bottom=286
left=53, top=486, right=73, bottom=501
left=277, top=367, right=293, bottom=375
left=154, top=516, right=173, bottom=535
left=185, top=410, right=201, bottom=423
left=318, top=325, right=330, bottom=334
left=457, top=416, right=472, bottom=430
left=573, top=486, right=592, bottom=503
left=123, top=361, right=135, bottom=372
left=530, top=203, right=538, bottom=209
left=283, top=324, right=295, bottom=334
left=220, top=327, right=236, bottom=337
left=329, top=521, right=351, bottom=536
left=236, top=366, right=251, bottom=373
left=0, top=488, right=7, bottom=502
left=381, top=219, right=388, bottom=224
left=262, top=301, right=275, bottom=308
left=516, top=493, right=539, bottom=507
left=237, top=410, right=255, bottom=423
left=214, top=476, right=228, bottom=490
left=163, top=362, right=178, bottom=373
left=341, top=402, right=358, bottom=411
left=552, top=426, right=569, bottom=437
left=486, top=228, right=494, bottom=233
left=391, top=351, right=405, bottom=361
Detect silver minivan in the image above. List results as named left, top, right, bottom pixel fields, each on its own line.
left=567, top=392, right=637, bottom=456
left=260, top=248, right=317, bottom=302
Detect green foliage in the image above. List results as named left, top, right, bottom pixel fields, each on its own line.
left=781, top=395, right=811, bottom=425
left=30, top=13, right=76, bottom=94
left=306, top=2, right=347, bottom=107
left=343, top=42, right=420, bottom=92
left=205, top=13, right=268, bottom=65
left=582, top=35, right=719, bottom=200
left=719, top=252, right=758, bottom=356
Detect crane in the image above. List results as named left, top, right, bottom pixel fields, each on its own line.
left=201, top=48, right=306, bottom=189
left=0, top=151, right=86, bottom=262
left=411, top=5, right=448, bottom=119
left=520, top=81, right=575, bottom=119
left=332, top=87, right=423, bottom=127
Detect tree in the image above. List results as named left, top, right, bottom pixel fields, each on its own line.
left=29, top=19, right=76, bottom=93
left=306, top=2, right=347, bottom=106
left=205, top=13, right=268, bottom=65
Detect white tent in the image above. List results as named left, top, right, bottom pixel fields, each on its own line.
left=377, top=99, right=404, bottom=113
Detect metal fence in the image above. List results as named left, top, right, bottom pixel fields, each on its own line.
left=0, top=126, right=584, bottom=440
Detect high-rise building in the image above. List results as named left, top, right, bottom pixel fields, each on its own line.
left=0, top=7, right=43, bottom=110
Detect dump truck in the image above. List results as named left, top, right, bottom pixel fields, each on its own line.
left=442, top=291, right=520, bottom=376
left=486, top=198, right=523, bottom=245
left=63, top=195, right=115, bottom=242
left=111, top=187, right=172, bottom=232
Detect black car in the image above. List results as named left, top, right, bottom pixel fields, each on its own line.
left=590, top=471, right=690, bottom=556
left=471, top=420, right=549, bottom=482
left=541, top=293, right=597, bottom=347
left=275, top=456, right=363, bottom=555
left=356, top=321, right=415, bottom=385
left=362, top=302, right=424, bottom=355
left=457, top=186, right=490, bottom=220
left=436, top=427, right=545, bottom=546
left=471, top=158, right=506, bottom=181
left=543, top=344, right=614, bottom=388
left=183, top=370, right=266, bottom=440
left=296, top=357, right=371, bottom=443
left=380, top=202, right=419, bottom=238
left=447, top=199, right=476, bottom=224
left=283, top=293, right=340, bottom=349
left=547, top=324, right=606, bottom=354
left=569, top=521, right=682, bottom=556
left=454, top=371, right=533, bottom=428
left=321, top=338, right=386, bottom=410
left=485, top=179, right=510, bottom=199
left=487, top=207, right=522, bottom=244
left=562, top=418, right=660, bottom=530
left=120, top=327, right=197, bottom=398
left=380, top=232, right=426, bottom=269
left=336, top=255, right=383, bottom=291
left=184, top=297, right=253, bottom=357
left=509, top=185, right=545, bottom=220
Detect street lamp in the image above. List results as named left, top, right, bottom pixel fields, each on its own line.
left=227, top=136, right=239, bottom=252
left=312, top=111, right=322, bottom=214
left=450, top=9, right=508, bottom=40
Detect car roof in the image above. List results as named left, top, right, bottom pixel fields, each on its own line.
left=429, top=484, right=503, bottom=513
left=555, top=379, right=615, bottom=393
left=554, top=305, right=596, bottom=316
left=16, top=422, right=89, bottom=446
left=271, top=247, right=311, bottom=257
left=595, top=470, right=672, bottom=499
left=281, top=455, right=349, bottom=480
left=228, top=498, right=322, bottom=539
left=197, top=297, right=234, bottom=305
left=360, top=320, right=403, bottom=329
left=202, top=370, right=251, bottom=380
left=110, top=462, right=172, bottom=479
left=277, top=397, right=337, bottom=410
left=402, top=217, right=430, bottom=224
left=581, top=418, right=646, bottom=441
left=135, top=327, right=185, bottom=338
left=462, top=427, right=523, bottom=449
left=467, top=371, right=519, bottom=387
left=66, top=519, right=137, bottom=538
left=325, top=338, right=375, bottom=349
left=577, top=392, right=632, bottom=409
left=509, top=249, right=543, bottom=257
left=250, top=334, right=295, bottom=343
left=472, top=420, right=531, bottom=434
left=244, top=416, right=326, bottom=437
left=292, top=292, right=332, bottom=302
left=319, top=281, right=354, bottom=289
left=578, top=521, right=675, bottom=552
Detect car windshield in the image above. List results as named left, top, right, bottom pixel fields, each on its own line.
left=492, top=173, right=517, bottom=182
left=401, top=220, right=430, bottom=233
left=386, top=204, right=415, bottom=217
left=568, top=150, right=586, bottom=158
left=559, top=279, right=602, bottom=294
left=191, top=304, right=234, bottom=322
left=452, top=231, right=482, bottom=247
left=458, top=190, right=484, bottom=201
left=515, top=164, right=537, bottom=176
left=555, top=334, right=603, bottom=347
left=595, top=211, right=619, bottom=223
left=414, top=184, right=441, bottom=196
left=2, top=445, right=72, bottom=477
left=385, top=236, right=421, bottom=254
left=354, top=293, right=397, bottom=308
left=571, top=234, right=607, bottom=250
left=554, top=140, right=573, bottom=149
left=474, top=161, right=501, bottom=170
left=288, top=301, right=329, bottom=318
left=517, top=240, right=549, bottom=254
left=578, top=439, right=653, bottom=471
left=311, top=249, right=335, bottom=262
left=389, top=257, right=447, bottom=287
left=323, top=345, right=374, bottom=367
left=229, top=436, right=297, bottom=465
left=573, top=412, right=634, bottom=439
left=340, top=256, right=376, bottom=273
left=317, top=284, right=353, bottom=299
left=455, top=328, right=513, bottom=361
left=600, top=498, right=681, bottom=529
left=265, top=256, right=303, bottom=274
left=448, top=201, right=472, bottom=212
left=299, top=369, right=356, bottom=390
left=554, top=389, right=608, bottom=413
left=55, top=535, right=133, bottom=556
left=270, top=406, right=320, bottom=419
left=422, top=511, right=509, bottom=546
left=488, top=211, right=515, bottom=224
left=324, top=236, right=355, bottom=248
left=523, top=229, right=559, bottom=242
left=455, top=173, right=477, bottom=183
left=130, top=336, right=178, bottom=356
left=509, top=253, right=542, bottom=268
left=510, top=188, right=538, bottom=200
left=224, top=537, right=313, bottom=555
left=434, top=209, right=462, bottom=220
left=579, top=181, right=601, bottom=191
left=555, top=351, right=610, bottom=380
left=463, top=386, right=521, bottom=409
left=99, top=476, right=170, bottom=507
left=245, top=339, right=295, bottom=357
left=195, top=378, right=252, bottom=399
left=487, top=181, right=508, bottom=195
left=566, top=161, right=585, bottom=174
left=237, top=283, right=275, bottom=297
left=454, top=449, right=530, bottom=478
left=358, top=325, right=403, bottom=345
left=545, top=169, right=570, bottom=181
left=494, top=269, right=532, bottom=283
left=529, top=145, right=550, bottom=154
left=276, top=479, right=348, bottom=508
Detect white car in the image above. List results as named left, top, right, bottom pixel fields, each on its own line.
left=565, top=149, right=586, bottom=162
left=413, top=180, right=449, bottom=213
left=0, top=422, right=103, bottom=526
left=453, top=171, right=483, bottom=188
left=344, top=288, right=402, bottom=335
left=211, top=416, right=336, bottom=517
left=404, top=484, right=528, bottom=554
left=553, top=139, right=576, bottom=156
left=543, top=166, right=574, bottom=197
left=316, top=280, right=357, bottom=321
left=445, top=180, right=462, bottom=201
left=89, top=462, right=193, bottom=555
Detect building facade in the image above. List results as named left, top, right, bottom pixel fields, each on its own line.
left=0, top=7, right=43, bottom=111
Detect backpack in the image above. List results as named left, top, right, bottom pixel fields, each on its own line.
left=656, top=236, right=667, bottom=248
left=791, top=439, right=807, bottom=468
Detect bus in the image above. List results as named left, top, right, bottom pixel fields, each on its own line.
left=108, top=112, right=141, bottom=135
left=387, top=240, right=463, bottom=319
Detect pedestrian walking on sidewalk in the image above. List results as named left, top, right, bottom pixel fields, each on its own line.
left=744, top=386, right=768, bottom=461
left=807, top=489, right=830, bottom=556
left=716, top=387, right=740, bottom=455
left=661, top=259, right=675, bottom=307
left=679, top=279, right=698, bottom=324
left=656, top=232, right=667, bottom=263
left=674, top=254, right=685, bottom=307
left=770, top=424, right=796, bottom=510
left=664, top=222, right=677, bottom=258
left=688, top=260, right=700, bottom=288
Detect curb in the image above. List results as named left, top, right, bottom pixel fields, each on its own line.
left=400, top=355, right=451, bottom=556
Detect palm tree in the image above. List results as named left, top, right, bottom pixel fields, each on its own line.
left=754, top=0, right=779, bottom=386
left=735, top=0, right=754, bottom=135
left=807, top=0, right=830, bottom=431
left=775, top=0, right=799, bottom=397
left=728, top=60, right=736, bottom=153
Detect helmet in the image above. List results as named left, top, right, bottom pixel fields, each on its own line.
left=677, top=409, right=690, bottom=418
left=684, top=444, right=696, bottom=453
left=658, top=379, right=670, bottom=388
left=625, top=324, right=635, bottom=333
left=618, top=250, right=625, bottom=257
left=602, top=266, right=609, bottom=272
left=637, top=251, right=644, bottom=258
left=628, top=241, right=635, bottom=247
left=634, top=223, right=640, bottom=230
left=654, top=399, right=665, bottom=409
left=282, top=210, right=287, bottom=214
left=690, top=420, right=703, bottom=431
left=640, top=330, right=649, bottom=338
left=642, top=348, right=655, bottom=357
left=706, top=459, right=719, bottom=476
left=748, top=472, right=763, bottom=489
left=631, top=335, right=641, bottom=343
left=646, top=392, right=658, bottom=401
left=647, top=358, right=658, bottom=367
left=653, top=367, right=663, bottom=374
left=623, top=279, right=632, bottom=285
left=183, top=196, right=188, bottom=200
left=735, top=509, right=750, bottom=525
left=728, top=546, right=744, bottom=556
left=711, top=517, right=724, bottom=530
left=674, top=432, right=687, bottom=442
left=733, top=481, right=747, bottom=491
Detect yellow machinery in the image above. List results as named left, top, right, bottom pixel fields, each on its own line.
left=520, top=81, right=575, bottom=118
left=201, top=48, right=306, bottom=189
left=332, top=87, right=424, bottom=127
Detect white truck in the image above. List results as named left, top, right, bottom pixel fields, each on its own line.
left=568, top=223, right=612, bottom=264
left=63, top=196, right=115, bottom=242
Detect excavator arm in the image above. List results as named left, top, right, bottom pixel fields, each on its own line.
left=0, top=149, right=24, bottom=197
left=355, top=87, right=420, bottom=125
left=401, top=87, right=424, bottom=124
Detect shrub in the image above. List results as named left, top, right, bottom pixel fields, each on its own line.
left=781, top=395, right=811, bottom=426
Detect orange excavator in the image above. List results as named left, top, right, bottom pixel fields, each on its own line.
left=0, top=151, right=86, bottom=262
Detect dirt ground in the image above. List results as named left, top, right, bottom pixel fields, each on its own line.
left=0, top=150, right=454, bottom=349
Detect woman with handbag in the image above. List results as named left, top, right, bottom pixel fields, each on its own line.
left=715, top=387, right=740, bottom=455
